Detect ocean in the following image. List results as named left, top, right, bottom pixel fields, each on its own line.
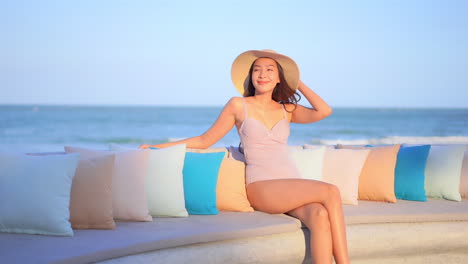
left=1, top=105, right=467, bottom=153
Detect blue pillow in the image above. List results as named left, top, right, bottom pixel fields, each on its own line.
left=183, top=152, right=224, bottom=215
left=394, top=145, right=431, bottom=201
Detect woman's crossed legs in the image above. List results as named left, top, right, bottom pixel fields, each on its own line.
left=246, top=179, right=350, bottom=264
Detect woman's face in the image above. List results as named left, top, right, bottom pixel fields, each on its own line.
left=251, top=57, right=280, bottom=94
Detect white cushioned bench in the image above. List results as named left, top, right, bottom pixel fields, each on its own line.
left=1, top=200, right=467, bottom=264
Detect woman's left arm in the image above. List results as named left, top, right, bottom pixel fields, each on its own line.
left=290, top=80, right=333, bottom=124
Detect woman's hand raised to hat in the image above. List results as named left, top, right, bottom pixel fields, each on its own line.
left=290, top=80, right=333, bottom=124
left=297, top=80, right=312, bottom=93
left=297, top=80, right=305, bottom=92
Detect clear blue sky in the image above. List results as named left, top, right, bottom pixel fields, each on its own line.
left=1, top=0, right=467, bottom=108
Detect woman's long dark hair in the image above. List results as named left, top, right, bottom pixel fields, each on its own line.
left=239, top=57, right=301, bottom=154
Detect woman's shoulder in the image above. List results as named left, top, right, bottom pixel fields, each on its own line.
left=226, top=96, right=244, bottom=107
left=223, top=96, right=245, bottom=114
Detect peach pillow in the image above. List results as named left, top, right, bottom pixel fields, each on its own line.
left=337, top=144, right=400, bottom=203
left=216, top=157, right=254, bottom=212
left=323, top=148, right=370, bottom=205
left=65, top=146, right=152, bottom=222
left=459, top=150, right=468, bottom=199
left=70, top=154, right=116, bottom=229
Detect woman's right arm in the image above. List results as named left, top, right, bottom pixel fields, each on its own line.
left=139, top=97, right=241, bottom=150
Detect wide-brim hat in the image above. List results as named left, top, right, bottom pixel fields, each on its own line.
left=231, top=49, right=300, bottom=96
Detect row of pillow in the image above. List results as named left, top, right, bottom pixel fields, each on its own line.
left=1, top=143, right=466, bottom=236
left=282, top=144, right=467, bottom=205
left=0, top=144, right=253, bottom=237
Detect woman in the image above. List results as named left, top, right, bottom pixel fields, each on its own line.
left=140, top=49, right=350, bottom=264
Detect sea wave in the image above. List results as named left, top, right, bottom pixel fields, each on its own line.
left=71, top=137, right=171, bottom=145
left=317, top=136, right=468, bottom=146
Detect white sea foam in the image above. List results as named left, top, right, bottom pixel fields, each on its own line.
left=318, top=136, right=468, bottom=146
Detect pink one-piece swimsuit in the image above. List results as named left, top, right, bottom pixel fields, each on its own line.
left=238, top=98, right=302, bottom=185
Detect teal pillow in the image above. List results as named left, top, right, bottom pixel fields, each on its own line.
left=394, top=145, right=431, bottom=201
left=183, top=152, right=224, bottom=215
left=0, top=153, right=80, bottom=236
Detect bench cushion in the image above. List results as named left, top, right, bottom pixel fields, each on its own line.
left=0, top=211, right=300, bottom=264
left=2, top=199, right=468, bottom=264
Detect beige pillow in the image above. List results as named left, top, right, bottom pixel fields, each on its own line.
left=460, top=150, right=468, bottom=199
left=70, top=154, right=116, bottom=229
left=337, top=144, right=400, bottom=203
left=65, top=146, right=152, bottom=222
left=216, top=157, right=254, bottom=212
left=323, top=148, right=370, bottom=205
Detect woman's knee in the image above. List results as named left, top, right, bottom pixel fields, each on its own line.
left=303, top=204, right=330, bottom=228
left=327, top=184, right=342, bottom=203
left=308, top=203, right=328, bottom=218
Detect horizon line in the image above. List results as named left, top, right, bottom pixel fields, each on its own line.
left=0, top=103, right=467, bottom=110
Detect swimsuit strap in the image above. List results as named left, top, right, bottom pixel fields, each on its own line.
left=242, top=97, right=248, bottom=118
left=281, top=103, right=287, bottom=119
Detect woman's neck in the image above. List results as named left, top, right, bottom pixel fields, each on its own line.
left=252, top=92, right=275, bottom=107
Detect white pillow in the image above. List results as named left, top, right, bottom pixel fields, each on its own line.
left=110, top=143, right=188, bottom=217
left=425, top=145, right=465, bottom=201
left=0, top=153, right=80, bottom=236
left=289, top=146, right=326, bottom=181
left=322, top=148, right=370, bottom=205
left=64, top=146, right=152, bottom=221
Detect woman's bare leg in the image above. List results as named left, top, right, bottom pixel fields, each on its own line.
left=288, top=203, right=333, bottom=264
left=247, top=179, right=350, bottom=264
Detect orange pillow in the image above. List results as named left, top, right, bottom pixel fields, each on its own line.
left=216, top=157, right=254, bottom=212
left=337, top=144, right=401, bottom=203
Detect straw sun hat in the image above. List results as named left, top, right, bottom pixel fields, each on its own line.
left=231, top=49, right=300, bottom=96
